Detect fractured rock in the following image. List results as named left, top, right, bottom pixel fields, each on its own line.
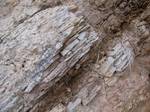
left=67, top=98, right=81, bottom=112
left=99, top=41, right=134, bottom=77
left=0, top=4, right=98, bottom=112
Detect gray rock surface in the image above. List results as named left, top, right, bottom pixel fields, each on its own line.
left=67, top=98, right=81, bottom=112
left=0, top=0, right=150, bottom=112
left=0, top=1, right=98, bottom=111
left=99, top=41, right=134, bottom=77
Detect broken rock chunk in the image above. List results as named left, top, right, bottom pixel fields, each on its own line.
left=99, top=41, right=134, bottom=77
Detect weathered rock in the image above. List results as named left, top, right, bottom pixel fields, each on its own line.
left=0, top=3, right=98, bottom=112
left=104, top=77, right=119, bottom=86
left=96, top=41, right=134, bottom=77
left=47, top=104, right=66, bottom=112
left=67, top=98, right=81, bottom=112
left=0, top=0, right=150, bottom=112
left=77, top=83, right=101, bottom=106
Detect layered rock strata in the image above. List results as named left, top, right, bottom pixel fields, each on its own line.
left=0, top=0, right=150, bottom=112
left=0, top=1, right=98, bottom=111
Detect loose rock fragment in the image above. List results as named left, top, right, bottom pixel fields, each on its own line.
left=99, top=41, right=134, bottom=77
left=67, top=98, right=82, bottom=112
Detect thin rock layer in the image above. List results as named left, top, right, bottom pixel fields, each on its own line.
left=0, top=2, right=98, bottom=112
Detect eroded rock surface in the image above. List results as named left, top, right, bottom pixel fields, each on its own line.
left=0, top=0, right=150, bottom=112
left=0, top=1, right=98, bottom=111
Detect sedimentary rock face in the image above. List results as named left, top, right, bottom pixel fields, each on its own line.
left=0, top=1, right=98, bottom=111
left=0, top=0, right=150, bottom=112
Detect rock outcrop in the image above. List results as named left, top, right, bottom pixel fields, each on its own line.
left=0, top=1, right=98, bottom=111
left=0, top=0, right=150, bottom=112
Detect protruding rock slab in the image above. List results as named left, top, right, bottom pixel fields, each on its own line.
left=0, top=5, right=98, bottom=112
left=98, top=41, right=134, bottom=77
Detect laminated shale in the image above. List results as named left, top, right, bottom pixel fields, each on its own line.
left=0, top=0, right=150, bottom=112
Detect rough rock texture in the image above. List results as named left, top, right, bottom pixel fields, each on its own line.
left=0, top=1, right=98, bottom=111
left=0, top=0, right=150, bottom=112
